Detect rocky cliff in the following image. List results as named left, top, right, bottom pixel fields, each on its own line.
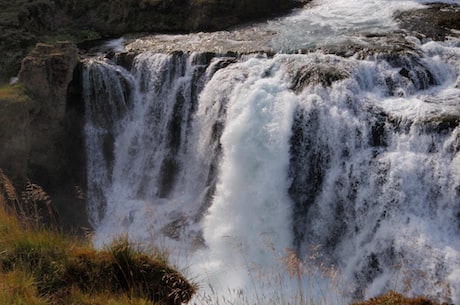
left=0, top=41, right=88, bottom=229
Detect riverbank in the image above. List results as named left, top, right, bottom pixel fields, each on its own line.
left=0, top=0, right=307, bottom=83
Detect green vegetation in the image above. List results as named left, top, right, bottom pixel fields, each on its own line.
left=0, top=169, right=196, bottom=305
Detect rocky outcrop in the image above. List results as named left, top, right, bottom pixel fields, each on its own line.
left=17, top=41, right=80, bottom=181
left=395, top=3, right=460, bottom=41
left=19, top=41, right=79, bottom=120
left=0, top=41, right=88, bottom=230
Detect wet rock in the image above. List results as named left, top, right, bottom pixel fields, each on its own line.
left=395, top=3, right=460, bottom=41
left=162, top=215, right=188, bottom=240
left=320, top=33, right=419, bottom=59
left=284, top=56, right=352, bottom=92
left=416, top=116, right=460, bottom=135
left=290, top=63, right=350, bottom=91
left=115, top=51, right=138, bottom=71
left=383, top=52, right=438, bottom=91
left=323, top=34, right=440, bottom=92
left=288, top=107, right=330, bottom=250
left=369, top=110, right=389, bottom=147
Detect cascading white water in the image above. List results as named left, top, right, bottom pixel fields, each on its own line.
left=82, top=0, right=460, bottom=303
left=287, top=48, right=460, bottom=300
left=195, top=56, right=298, bottom=293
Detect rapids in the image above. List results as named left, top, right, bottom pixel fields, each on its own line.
left=82, top=0, right=460, bottom=303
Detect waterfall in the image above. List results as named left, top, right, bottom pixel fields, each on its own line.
left=82, top=1, right=460, bottom=303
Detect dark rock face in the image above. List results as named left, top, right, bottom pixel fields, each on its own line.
left=0, top=85, right=36, bottom=181
left=19, top=41, right=79, bottom=120
left=1, top=42, right=89, bottom=230
left=289, top=63, right=351, bottom=92
left=17, top=42, right=80, bottom=187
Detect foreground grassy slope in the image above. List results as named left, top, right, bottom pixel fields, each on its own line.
left=0, top=169, right=196, bottom=305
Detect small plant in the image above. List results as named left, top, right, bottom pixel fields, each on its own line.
left=0, top=168, right=56, bottom=229
left=21, top=180, right=55, bottom=228
left=280, top=245, right=347, bottom=305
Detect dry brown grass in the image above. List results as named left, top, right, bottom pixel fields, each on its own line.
left=352, top=291, right=441, bottom=305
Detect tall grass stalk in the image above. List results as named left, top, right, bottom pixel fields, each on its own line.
left=192, top=240, right=347, bottom=305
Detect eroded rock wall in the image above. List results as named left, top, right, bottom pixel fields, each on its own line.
left=1, top=42, right=88, bottom=229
